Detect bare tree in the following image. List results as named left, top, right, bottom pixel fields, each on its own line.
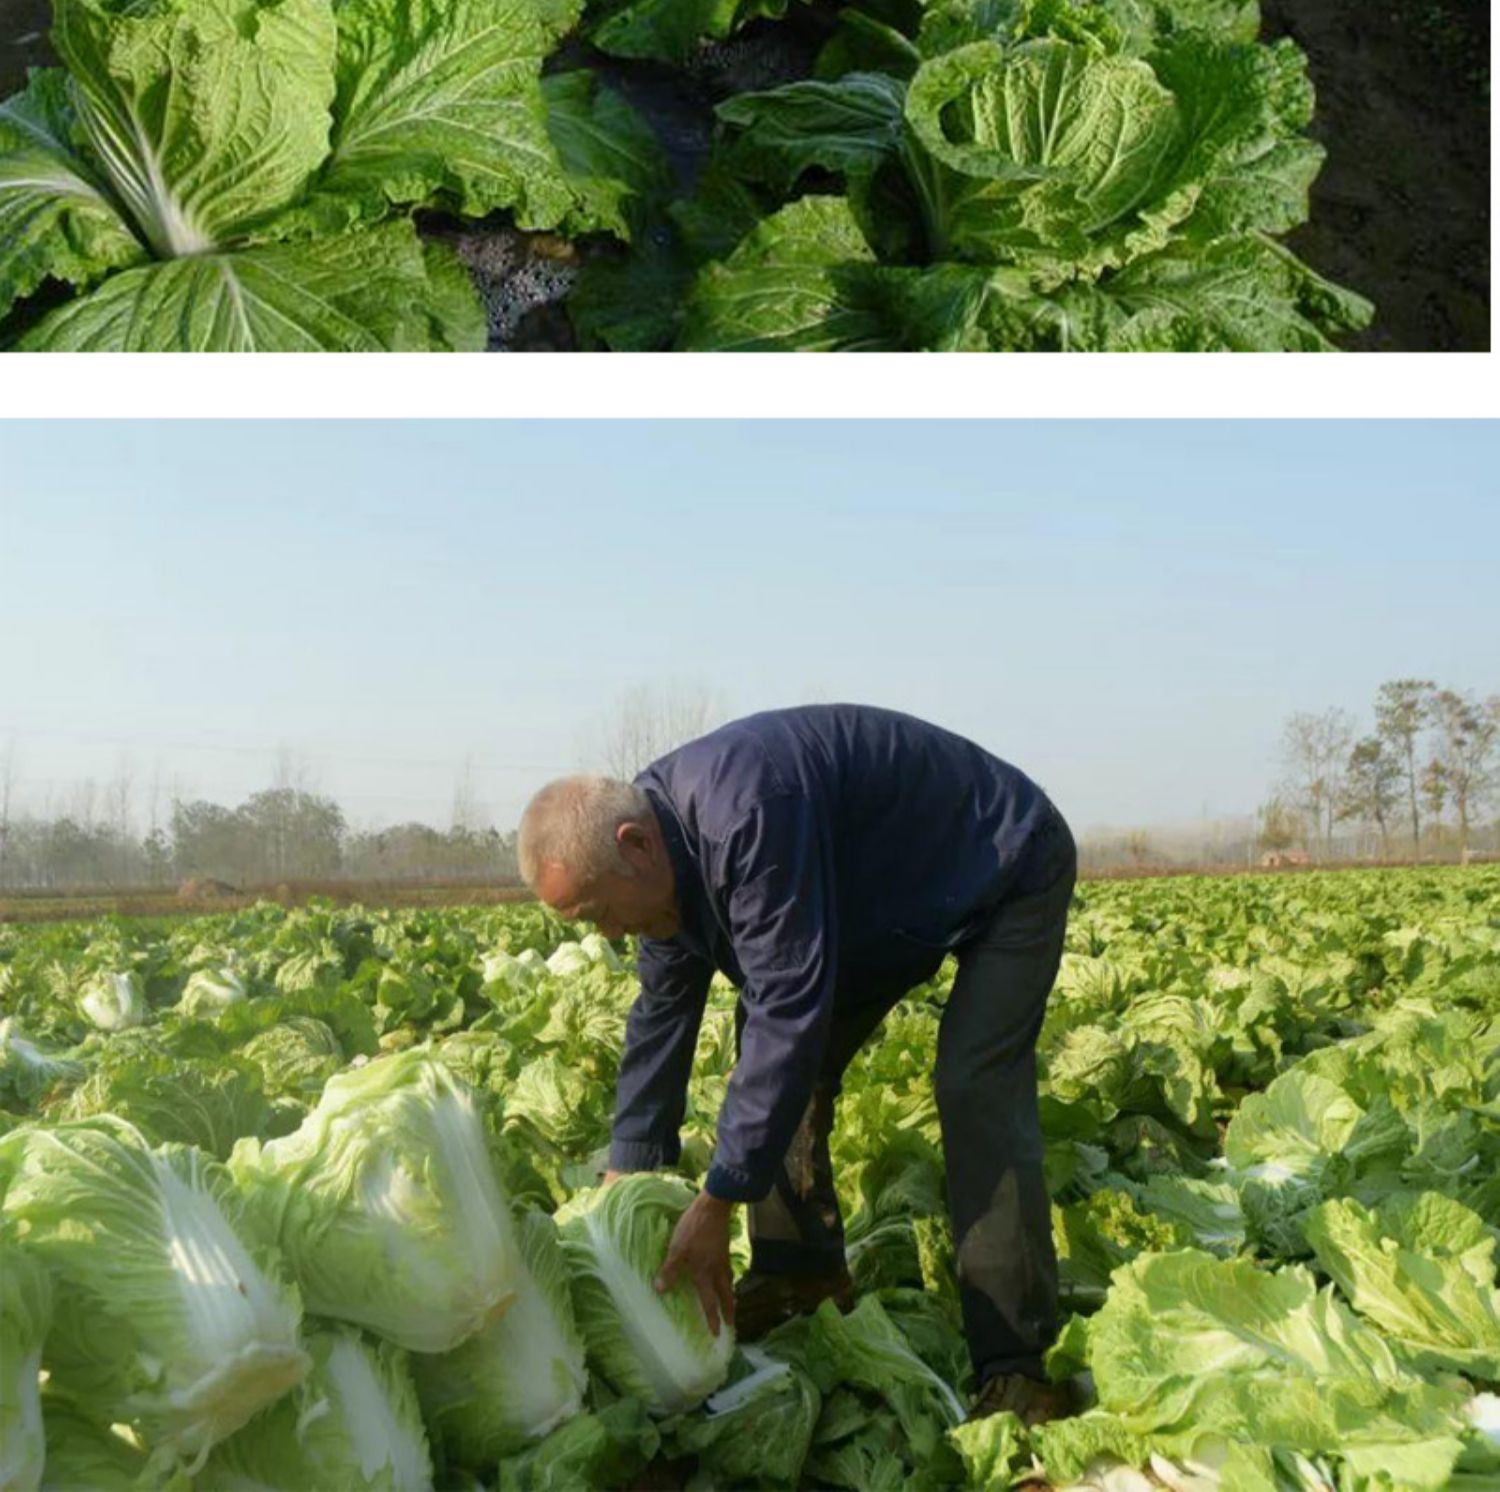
left=1375, top=679, right=1435, bottom=852
left=592, top=683, right=725, bottom=780
left=1337, top=737, right=1401, bottom=857
left=1280, top=708, right=1355, bottom=858
left=103, top=755, right=135, bottom=883
left=145, top=764, right=165, bottom=845
left=1429, top=690, right=1499, bottom=862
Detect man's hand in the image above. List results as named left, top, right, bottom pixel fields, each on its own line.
left=601, top=1169, right=627, bottom=1187
left=654, top=1190, right=735, bottom=1337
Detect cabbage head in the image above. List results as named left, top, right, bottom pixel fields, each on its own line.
left=413, top=1206, right=587, bottom=1464
left=177, top=967, right=248, bottom=1018
left=199, top=1325, right=433, bottom=1492
left=0, top=1117, right=307, bottom=1465
left=556, top=1175, right=734, bottom=1414
left=78, top=971, right=150, bottom=1031
left=230, top=1051, right=520, bottom=1352
left=1, top=1234, right=50, bottom=1492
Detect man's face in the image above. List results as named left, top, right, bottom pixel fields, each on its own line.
left=534, top=822, right=681, bottom=941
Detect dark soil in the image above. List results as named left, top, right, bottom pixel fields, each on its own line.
left=0, top=0, right=49, bottom=95
left=1260, top=0, right=1490, bottom=350
left=2, top=0, right=1488, bottom=350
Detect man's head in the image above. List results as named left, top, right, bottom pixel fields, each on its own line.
left=518, top=776, right=681, bottom=941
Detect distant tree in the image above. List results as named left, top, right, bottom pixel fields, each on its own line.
left=171, top=799, right=252, bottom=881
left=1281, top=708, right=1355, bottom=857
left=143, top=827, right=173, bottom=885
left=1337, top=737, right=1401, bottom=857
left=593, top=683, right=724, bottom=780
left=1124, top=829, right=1153, bottom=868
left=1419, top=758, right=1449, bottom=847
left=1375, top=679, right=1435, bottom=852
left=1428, top=690, right=1499, bottom=861
left=1256, top=795, right=1301, bottom=855
left=238, top=788, right=344, bottom=879
left=0, top=739, right=14, bottom=887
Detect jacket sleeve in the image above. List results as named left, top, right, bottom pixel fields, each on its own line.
left=608, top=936, right=715, bottom=1172
left=705, top=793, right=838, bottom=1203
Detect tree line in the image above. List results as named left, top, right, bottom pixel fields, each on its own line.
left=0, top=780, right=519, bottom=892
left=0, top=685, right=719, bottom=894
left=1264, top=681, right=1499, bottom=861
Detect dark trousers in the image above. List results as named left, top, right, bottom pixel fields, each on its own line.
left=741, top=815, right=1077, bottom=1383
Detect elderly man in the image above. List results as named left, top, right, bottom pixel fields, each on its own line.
left=518, top=704, right=1077, bottom=1424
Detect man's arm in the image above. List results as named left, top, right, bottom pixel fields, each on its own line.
left=607, top=937, right=714, bottom=1174
left=703, top=793, right=838, bottom=1203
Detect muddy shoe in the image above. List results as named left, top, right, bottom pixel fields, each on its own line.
left=969, top=1372, right=1078, bottom=1428
left=733, top=1266, right=856, bottom=1341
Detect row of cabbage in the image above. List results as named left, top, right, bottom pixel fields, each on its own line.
left=2, top=865, right=1499, bottom=1490
left=0, top=0, right=1371, bottom=350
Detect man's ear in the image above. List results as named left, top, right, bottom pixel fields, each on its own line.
left=616, top=819, right=652, bottom=866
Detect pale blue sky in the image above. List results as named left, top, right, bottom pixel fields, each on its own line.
left=2, top=420, right=1496, bottom=832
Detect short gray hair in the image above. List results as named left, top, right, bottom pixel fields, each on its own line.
left=517, top=776, right=653, bottom=887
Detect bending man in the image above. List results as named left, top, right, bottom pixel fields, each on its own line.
left=518, top=703, right=1077, bottom=1424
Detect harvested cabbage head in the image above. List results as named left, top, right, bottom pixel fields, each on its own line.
left=0, top=1117, right=307, bottom=1465
left=231, top=1051, right=520, bottom=1352
left=79, top=971, right=149, bottom=1031
left=0, top=1235, right=50, bottom=1492
left=557, top=1175, right=734, bottom=1414
left=413, top=1206, right=587, bottom=1463
left=199, top=1325, right=433, bottom=1492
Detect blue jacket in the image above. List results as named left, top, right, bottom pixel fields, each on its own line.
left=608, top=704, right=1060, bottom=1202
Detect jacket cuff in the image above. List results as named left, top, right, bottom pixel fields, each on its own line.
left=705, top=1159, right=772, bottom=1203
left=608, top=1137, right=678, bottom=1172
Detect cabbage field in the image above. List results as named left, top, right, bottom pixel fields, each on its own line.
left=2, top=864, right=1499, bottom=1491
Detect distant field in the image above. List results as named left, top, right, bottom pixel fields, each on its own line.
left=3, top=856, right=1491, bottom=923
left=0, top=880, right=535, bottom=924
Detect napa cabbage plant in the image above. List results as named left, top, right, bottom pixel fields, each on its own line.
left=662, top=1346, right=822, bottom=1488
left=0, top=1234, right=50, bottom=1492
left=412, top=1206, right=588, bottom=1463
left=0, top=0, right=656, bottom=349
left=677, top=30, right=1370, bottom=350
left=198, top=1325, right=434, bottom=1492
left=35, top=1400, right=162, bottom=1492
left=0, top=1018, right=84, bottom=1112
left=0, top=1117, right=308, bottom=1466
left=1084, top=1248, right=1476, bottom=1486
left=1305, top=1191, right=1500, bottom=1380
left=57, top=1044, right=273, bottom=1160
left=556, top=1174, right=735, bottom=1414
left=230, top=1051, right=522, bottom=1353
left=575, top=0, right=1372, bottom=350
